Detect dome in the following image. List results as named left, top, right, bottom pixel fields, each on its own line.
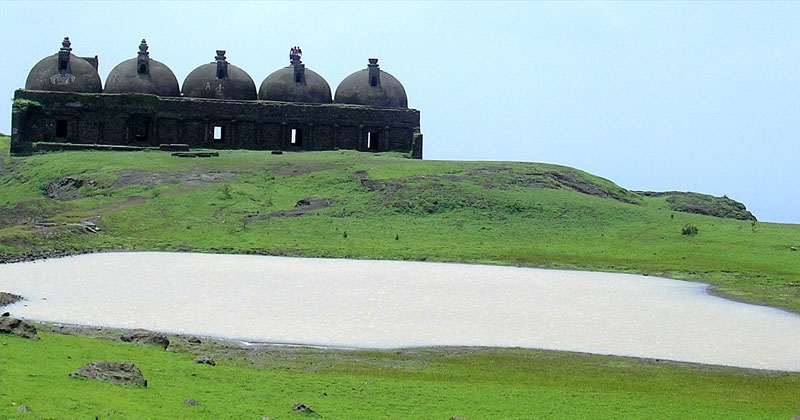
left=258, top=57, right=332, bottom=103
left=25, top=37, right=102, bottom=93
left=334, top=58, right=407, bottom=108
left=182, top=50, right=257, bottom=100
left=104, top=39, right=180, bottom=96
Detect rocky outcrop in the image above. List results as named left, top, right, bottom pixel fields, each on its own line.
left=636, top=191, right=757, bottom=221
left=292, top=403, right=318, bottom=416
left=192, top=356, right=216, bottom=366
left=0, top=317, right=40, bottom=340
left=120, top=329, right=170, bottom=349
left=69, top=361, right=147, bottom=387
left=0, top=292, right=24, bottom=308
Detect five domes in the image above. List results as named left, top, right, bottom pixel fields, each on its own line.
left=26, top=38, right=409, bottom=108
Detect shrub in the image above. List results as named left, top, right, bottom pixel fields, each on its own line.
left=682, top=224, right=699, bottom=236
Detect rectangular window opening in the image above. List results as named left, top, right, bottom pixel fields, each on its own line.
left=213, top=126, right=224, bottom=142
left=55, top=119, right=68, bottom=138
left=291, top=128, right=303, bottom=147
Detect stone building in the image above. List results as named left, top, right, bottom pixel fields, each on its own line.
left=11, top=38, right=423, bottom=158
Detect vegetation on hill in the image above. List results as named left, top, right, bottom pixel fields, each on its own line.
left=2, top=135, right=800, bottom=419
left=1, top=135, right=797, bottom=312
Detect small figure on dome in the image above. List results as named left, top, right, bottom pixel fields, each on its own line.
left=289, top=45, right=303, bottom=63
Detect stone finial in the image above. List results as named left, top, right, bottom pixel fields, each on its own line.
left=293, top=63, right=306, bottom=85
left=137, top=39, right=150, bottom=75
left=58, top=37, right=72, bottom=71
left=61, top=37, right=72, bottom=52
left=367, top=58, right=381, bottom=88
left=215, top=50, right=228, bottom=79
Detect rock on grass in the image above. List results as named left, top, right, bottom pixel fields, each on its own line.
left=69, top=361, right=147, bottom=387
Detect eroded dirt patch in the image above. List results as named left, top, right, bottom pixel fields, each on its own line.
left=273, top=163, right=338, bottom=177
left=113, top=170, right=236, bottom=189
left=44, top=170, right=237, bottom=201
left=244, top=196, right=332, bottom=223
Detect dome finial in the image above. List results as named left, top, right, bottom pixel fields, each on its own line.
left=215, top=50, right=228, bottom=79
left=137, top=39, right=150, bottom=75
left=368, top=58, right=381, bottom=88
left=58, top=37, right=72, bottom=71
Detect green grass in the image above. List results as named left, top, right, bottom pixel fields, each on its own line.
left=2, top=331, right=799, bottom=420
left=2, top=135, right=800, bottom=418
left=2, top=136, right=798, bottom=312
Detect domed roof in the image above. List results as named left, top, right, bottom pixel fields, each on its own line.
left=182, top=50, right=257, bottom=100
left=25, top=37, right=102, bottom=93
left=334, top=58, right=407, bottom=108
left=258, top=55, right=332, bottom=103
left=104, top=39, right=180, bottom=96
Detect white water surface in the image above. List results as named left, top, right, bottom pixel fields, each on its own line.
left=2, top=252, right=799, bottom=371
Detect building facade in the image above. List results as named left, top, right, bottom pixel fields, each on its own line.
left=11, top=38, right=423, bottom=158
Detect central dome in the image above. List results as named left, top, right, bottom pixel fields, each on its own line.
left=104, top=40, right=180, bottom=96
left=182, top=50, right=256, bottom=100
left=25, top=37, right=102, bottom=93
left=258, top=56, right=332, bottom=103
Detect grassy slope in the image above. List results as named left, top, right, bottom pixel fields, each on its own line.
left=2, top=136, right=800, bottom=419
left=2, top=136, right=799, bottom=312
left=2, top=331, right=799, bottom=420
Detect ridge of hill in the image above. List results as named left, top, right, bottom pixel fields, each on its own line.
left=0, top=135, right=797, bottom=313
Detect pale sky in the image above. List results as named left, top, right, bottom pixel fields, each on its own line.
left=2, top=1, right=799, bottom=224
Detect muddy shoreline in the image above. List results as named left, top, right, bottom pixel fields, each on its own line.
left=0, top=249, right=94, bottom=265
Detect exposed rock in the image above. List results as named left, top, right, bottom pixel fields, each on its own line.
left=69, top=361, right=147, bottom=387
left=244, top=196, right=332, bottom=223
left=46, top=176, right=95, bottom=200
left=17, top=404, right=32, bottom=412
left=0, top=317, right=40, bottom=340
left=121, top=329, right=170, bottom=349
left=187, top=336, right=202, bottom=344
left=292, top=403, right=317, bottom=415
left=0, top=292, right=24, bottom=308
left=637, top=191, right=757, bottom=221
left=184, top=398, right=200, bottom=406
left=450, top=417, right=469, bottom=420
left=192, top=356, right=216, bottom=366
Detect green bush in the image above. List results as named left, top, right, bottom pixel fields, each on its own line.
left=682, top=224, right=699, bottom=235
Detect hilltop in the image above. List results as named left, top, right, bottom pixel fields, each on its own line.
left=3, top=134, right=800, bottom=419
left=0, top=135, right=797, bottom=313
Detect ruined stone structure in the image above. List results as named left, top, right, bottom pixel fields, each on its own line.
left=11, top=38, right=423, bottom=158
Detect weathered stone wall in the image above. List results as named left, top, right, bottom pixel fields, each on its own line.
left=12, top=90, right=423, bottom=158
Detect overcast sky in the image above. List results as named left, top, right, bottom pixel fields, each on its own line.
left=2, top=1, right=799, bottom=224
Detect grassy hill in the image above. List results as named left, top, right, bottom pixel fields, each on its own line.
left=1, top=135, right=798, bottom=312
left=3, top=135, right=800, bottom=419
